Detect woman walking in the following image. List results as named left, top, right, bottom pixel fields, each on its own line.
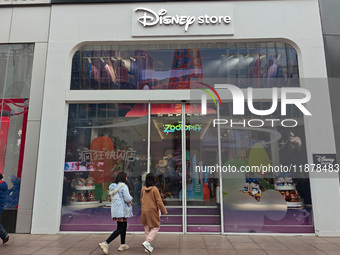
left=98, top=172, right=133, bottom=254
left=141, top=173, right=168, bottom=253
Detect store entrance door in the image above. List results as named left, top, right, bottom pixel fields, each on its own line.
left=150, top=103, right=221, bottom=233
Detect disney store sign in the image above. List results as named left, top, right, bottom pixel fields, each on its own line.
left=313, top=154, right=337, bottom=166
left=132, top=4, right=234, bottom=36
left=135, top=8, right=231, bottom=32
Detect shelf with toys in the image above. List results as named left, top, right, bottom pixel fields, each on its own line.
left=274, top=174, right=303, bottom=208
left=69, top=177, right=99, bottom=205
left=101, top=190, right=112, bottom=206
left=241, top=175, right=303, bottom=208
left=242, top=178, right=262, bottom=202
left=74, top=185, right=95, bottom=191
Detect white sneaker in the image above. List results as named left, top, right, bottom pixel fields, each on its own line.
left=142, top=241, right=153, bottom=253
left=98, top=242, right=109, bottom=254
left=145, top=249, right=149, bottom=253
left=118, top=244, right=129, bottom=251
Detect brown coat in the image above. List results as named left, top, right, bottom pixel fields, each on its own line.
left=141, top=186, right=168, bottom=228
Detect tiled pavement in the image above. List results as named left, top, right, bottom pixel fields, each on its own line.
left=2, top=233, right=340, bottom=255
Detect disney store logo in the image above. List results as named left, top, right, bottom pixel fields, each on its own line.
left=314, top=155, right=335, bottom=165
left=135, top=8, right=232, bottom=32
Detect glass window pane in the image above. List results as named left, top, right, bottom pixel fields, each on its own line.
left=61, top=103, right=148, bottom=232
left=70, top=42, right=299, bottom=90
left=219, top=101, right=313, bottom=233
left=0, top=44, right=34, bottom=210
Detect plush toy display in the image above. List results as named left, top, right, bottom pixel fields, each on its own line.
left=87, top=191, right=96, bottom=201
left=276, top=177, right=285, bottom=186
left=71, top=192, right=77, bottom=202
left=255, top=193, right=261, bottom=202
left=71, top=191, right=98, bottom=202
left=106, top=195, right=111, bottom=202
left=243, top=183, right=249, bottom=192
left=156, top=159, right=168, bottom=176
left=242, top=178, right=262, bottom=201
left=274, top=173, right=295, bottom=188
left=289, top=190, right=299, bottom=202
left=250, top=182, right=261, bottom=196
left=158, top=188, right=173, bottom=199
left=285, top=177, right=294, bottom=186
left=77, top=178, right=86, bottom=187
left=86, top=177, right=95, bottom=187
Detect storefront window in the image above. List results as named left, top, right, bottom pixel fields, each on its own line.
left=0, top=44, right=33, bottom=211
left=61, top=103, right=148, bottom=231
left=63, top=42, right=313, bottom=234
left=220, top=103, right=313, bottom=233
left=70, top=42, right=299, bottom=90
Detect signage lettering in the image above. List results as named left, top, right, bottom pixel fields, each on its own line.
left=164, top=121, right=201, bottom=132
left=135, top=8, right=231, bottom=32
left=80, top=149, right=136, bottom=162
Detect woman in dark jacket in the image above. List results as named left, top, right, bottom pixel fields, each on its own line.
left=0, top=173, right=9, bottom=244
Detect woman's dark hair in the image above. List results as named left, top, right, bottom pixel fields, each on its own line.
left=114, top=171, right=128, bottom=185
left=145, top=173, right=156, bottom=188
left=0, top=173, right=2, bottom=180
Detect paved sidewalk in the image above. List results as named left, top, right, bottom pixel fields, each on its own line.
left=1, top=233, right=340, bottom=255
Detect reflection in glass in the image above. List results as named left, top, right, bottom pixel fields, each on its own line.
left=71, top=42, right=299, bottom=90
left=0, top=44, right=33, bottom=202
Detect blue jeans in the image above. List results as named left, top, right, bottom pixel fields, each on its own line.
left=0, top=214, right=8, bottom=240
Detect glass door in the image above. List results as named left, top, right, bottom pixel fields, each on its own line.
left=185, top=103, right=221, bottom=233
left=150, top=102, right=221, bottom=233
left=150, top=103, right=184, bottom=232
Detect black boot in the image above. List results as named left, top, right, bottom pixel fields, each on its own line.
left=3, top=235, right=9, bottom=244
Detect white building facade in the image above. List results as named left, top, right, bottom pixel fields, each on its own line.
left=1, top=0, right=339, bottom=236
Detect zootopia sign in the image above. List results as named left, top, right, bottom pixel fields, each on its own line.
left=164, top=121, right=201, bottom=133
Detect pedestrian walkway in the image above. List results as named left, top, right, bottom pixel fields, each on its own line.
left=1, top=233, right=340, bottom=255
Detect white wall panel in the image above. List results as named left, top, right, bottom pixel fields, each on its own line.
left=0, top=8, right=12, bottom=42
left=10, top=7, right=50, bottom=43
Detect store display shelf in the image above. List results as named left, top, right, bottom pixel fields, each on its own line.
left=102, top=201, right=111, bottom=206
left=70, top=201, right=100, bottom=205
left=65, top=169, right=104, bottom=172
left=287, top=201, right=303, bottom=208
left=75, top=186, right=95, bottom=191
left=275, top=184, right=296, bottom=191
left=65, top=170, right=93, bottom=172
